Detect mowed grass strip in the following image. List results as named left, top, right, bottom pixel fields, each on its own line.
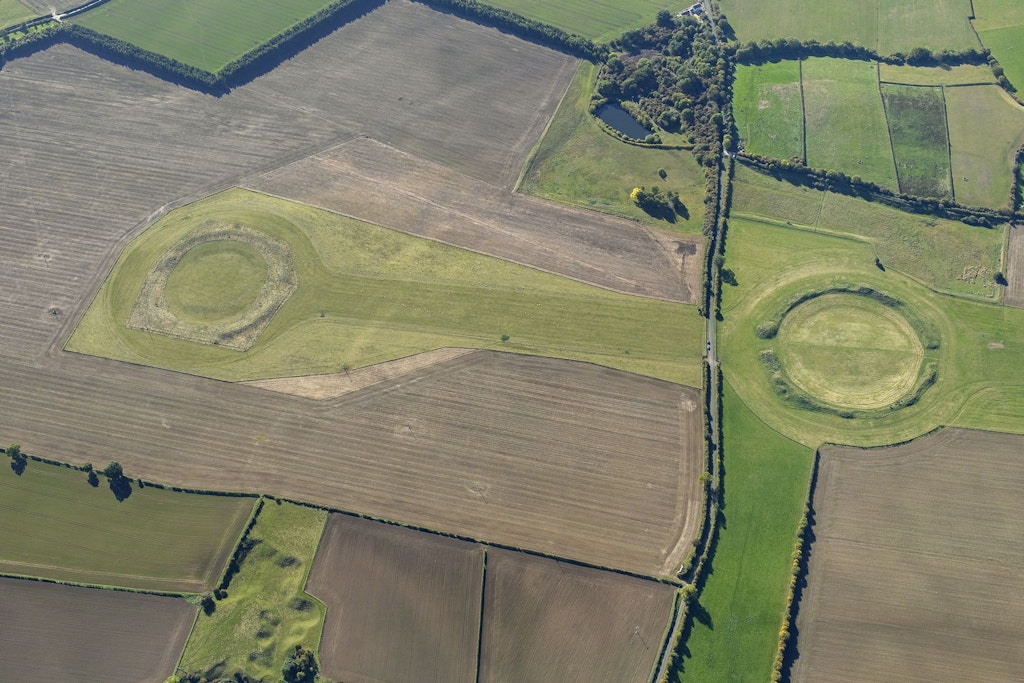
left=880, top=83, right=952, bottom=198
left=793, top=429, right=1024, bottom=682
left=0, top=459, right=254, bottom=592
left=801, top=58, right=897, bottom=190
left=945, top=84, right=1024, bottom=209
left=718, top=216, right=1024, bottom=447
left=306, top=514, right=483, bottom=683
left=480, top=548, right=676, bottom=683
left=0, top=578, right=195, bottom=683
left=178, top=501, right=327, bottom=682
left=675, top=382, right=813, bottom=682
left=73, top=0, right=337, bottom=72
left=471, top=0, right=675, bottom=41
left=733, top=61, right=804, bottom=161
left=519, top=61, right=707, bottom=234
left=68, top=188, right=704, bottom=386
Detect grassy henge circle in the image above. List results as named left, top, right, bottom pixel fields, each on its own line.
left=165, top=239, right=269, bottom=324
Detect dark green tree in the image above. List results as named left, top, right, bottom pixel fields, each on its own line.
left=281, top=644, right=318, bottom=682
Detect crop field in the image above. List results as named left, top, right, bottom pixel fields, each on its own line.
left=972, top=0, right=1024, bottom=92
left=677, top=382, right=812, bottom=682
left=801, top=58, right=897, bottom=189
left=178, top=501, right=327, bottom=681
left=518, top=62, right=707, bottom=233
left=246, top=136, right=703, bottom=302
left=0, top=459, right=254, bottom=591
left=733, top=61, right=804, bottom=161
left=945, top=84, right=1024, bottom=209
left=1006, top=225, right=1024, bottom=307
left=74, top=0, right=339, bottom=73
left=731, top=165, right=1004, bottom=299
left=880, top=84, right=952, bottom=198
left=480, top=548, right=676, bottom=683
left=718, top=215, right=1024, bottom=446
left=718, top=0, right=978, bottom=55
left=469, top=0, right=677, bottom=41
left=307, top=514, right=483, bottom=683
left=793, top=429, right=1024, bottom=682
left=0, top=577, right=194, bottom=682
left=68, top=188, right=703, bottom=384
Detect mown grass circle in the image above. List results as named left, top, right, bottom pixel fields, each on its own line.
left=774, top=293, right=924, bottom=410
left=165, top=240, right=269, bottom=325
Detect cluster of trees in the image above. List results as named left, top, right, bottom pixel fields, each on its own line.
left=7, top=443, right=27, bottom=475
left=734, top=37, right=989, bottom=68
left=415, top=0, right=605, bottom=61
left=281, top=645, right=319, bottom=682
left=630, top=185, right=687, bottom=221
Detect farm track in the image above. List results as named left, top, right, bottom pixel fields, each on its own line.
left=245, top=136, right=699, bottom=303
left=0, top=2, right=707, bottom=576
left=793, top=428, right=1024, bottom=682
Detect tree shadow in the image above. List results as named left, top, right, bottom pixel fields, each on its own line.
left=108, top=475, right=132, bottom=502
left=10, top=457, right=26, bottom=475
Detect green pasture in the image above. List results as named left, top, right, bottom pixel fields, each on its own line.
left=68, top=188, right=704, bottom=386
left=676, top=382, right=812, bottom=682
left=973, top=0, right=1024, bottom=92
left=474, top=0, right=681, bottom=41
left=178, top=501, right=326, bottom=682
left=0, top=1, right=34, bottom=30
left=731, top=164, right=1004, bottom=299
left=946, top=84, right=1024, bottom=209
left=878, top=62, right=995, bottom=86
left=719, top=0, right=978, bottom=55
left=0, top=459, right=254, bottom=592
left=801, top=58, right=897, bottom=189
left=520, top=62, right=706, bottom=234
left=74, top=0, right=336, bottom=72
left=717, top=216, right=1024, bottom=447
left=880, top=83, right=952, bottom=198
left=733, top=61, right=804, bottom=161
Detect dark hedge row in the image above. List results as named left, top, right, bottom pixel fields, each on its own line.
left=735, top=37, right=989, bottom=68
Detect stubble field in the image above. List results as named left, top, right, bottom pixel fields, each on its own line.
left=792, top=429, right=1024, bottom=682
left=0, top=577, right=195, bottom=682
left=1006, top=224, right=1024, bottom=307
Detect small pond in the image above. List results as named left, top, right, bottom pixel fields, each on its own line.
left=595, top=103, right=652, bottom=139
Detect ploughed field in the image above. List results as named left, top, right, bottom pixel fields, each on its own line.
left=793, top=429, right=1024, bottom=682
left=0, top=577, right=195, bottom=682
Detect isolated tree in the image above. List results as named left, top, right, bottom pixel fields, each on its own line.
left=8, top=443, right=27, bottom=475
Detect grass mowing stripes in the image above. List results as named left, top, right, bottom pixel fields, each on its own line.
left=733, top=61, right=804, bottom=161
left=0, top=459, right=255, bottom=592
left=177, top=501, right=327, bottom=681
left=675, top=381, right=813, bottom=682
left=880, top=83, right=952, bottom=199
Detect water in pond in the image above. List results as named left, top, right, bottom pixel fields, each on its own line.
left=595, top=103, right=652, bottom=139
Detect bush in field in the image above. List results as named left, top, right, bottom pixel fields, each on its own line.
left=631, top=185, right=687, bottom=221
left=7, top=443, right=27, bottom=475
left=103, top=460, right=132, bottom=501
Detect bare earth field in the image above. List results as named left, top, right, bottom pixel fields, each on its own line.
left=1005, top=224, right=1024, bottom=307
left=244, top=137, right=699, bottom=302
left=479, top=548, right=677, bottom=683
left=0, top=577, right=194, bottom=682
left=793, top=429, right=1024, bottom=682
left=307, top=514, right=484, bottom=683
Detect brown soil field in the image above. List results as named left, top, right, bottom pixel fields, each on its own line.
left=0, top=577, right=195, bottom=682
left=244, top=137, right=700, bottom=302
left=306, top=514, right=484, bottom=683
left=2, top=351, right=702, bottom=577
left=793, top=428, right=1024, bottom=682
left=1005, top=223, right=1024, bottom=307
left=479, top=548, right=677, bottom=683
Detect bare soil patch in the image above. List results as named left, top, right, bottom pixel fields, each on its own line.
left=479, top=548, right=676, bottom=683
left=1005, top=223, right=1024, bottom=307
left=306, top=514, right=483, bottom=683
left=244, top=136, right=699, bottom=303
left=243, top=347, right=477, bottom=399
left=793, top=428, right=1024, bottom=682
left=0, top=578, right=194, bottom=682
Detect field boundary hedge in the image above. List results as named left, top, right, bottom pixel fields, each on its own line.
left=0, top=570, right=193, bottom=599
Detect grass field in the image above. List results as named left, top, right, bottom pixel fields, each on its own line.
left=178, top=501, right=326, bottom=682
left=878, top=62, right=995, bottom=86
left=880, top=83, right=952, bottom=198
left=973, top=0, right=1024, bottom=92
left=307, top=514, right=483, bottom=683
left=0, top=578, right=195, bottom=683
left=518, top=61, right=707, bottom=234
left=731, top=165, right=1004, bottom=299
left=718, top=0, right=978, bottom=55
left=74, top=0, right=337, bottom=72
left=945, top=84, right=1024, bottom=209
left=801, top=58, right=897, bottom=189
left=718, top=214, right=1024, bottom=446
left=0, top=458, right=254, bottom=592
left=793, top=429, right=1024, bottom=681
left=471, top=0, right=682, bottom=41
left=0, top=0, right=34, bottom=29
left=676, top=382, right=813, bottom=682
left=733, top=61, right=804, bottom=161
left=68, top=188, right=704, bottom=386
left=481, top=548, right=677, bottom=683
